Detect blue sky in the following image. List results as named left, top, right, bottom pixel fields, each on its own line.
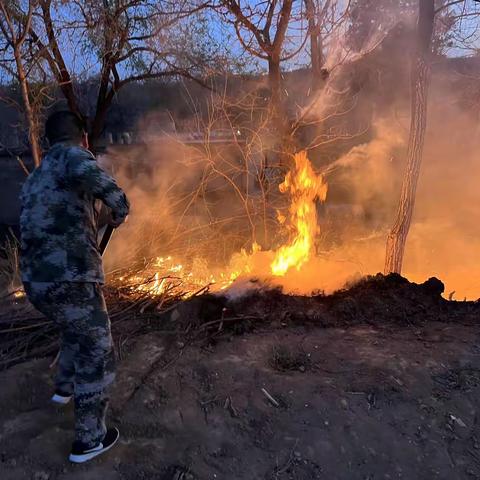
left=1, top=0, right=479, bottom=86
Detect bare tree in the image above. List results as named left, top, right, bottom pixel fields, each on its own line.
left=215, top=1, right=306, bottom=161
left=384, top=0, right=480, bottom=274
left=214, top=1, right=353, bottom=161
left=433, top=0, right=480, bottom=55
left=384, top=0, right=435, bottom=274
left=0, top=0, right=41, bottom=166
left=17, top=0, right=212, bottom=148
left=304, top=0, right=351, bottom=88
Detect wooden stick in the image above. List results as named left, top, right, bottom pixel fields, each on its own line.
left=199, top=315, right=261, bottom=331
left=261, top=388, right=280, bottom=408
left=49, top=349, right=61, bottom=369
left=0, top=321, right=50, bottom=334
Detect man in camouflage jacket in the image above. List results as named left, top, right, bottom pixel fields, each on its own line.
left=20, top=111, right=130, bottom=463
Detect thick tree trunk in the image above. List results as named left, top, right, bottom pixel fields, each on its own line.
left=384, top=0, right=435, bottom=274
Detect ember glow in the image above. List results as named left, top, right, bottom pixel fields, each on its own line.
left=122, top=151, right=328, bottom=297
left=136, top=255, right=248, bottom=295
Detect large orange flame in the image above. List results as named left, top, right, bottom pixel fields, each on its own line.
left=271, top=151, right=328, bottom=276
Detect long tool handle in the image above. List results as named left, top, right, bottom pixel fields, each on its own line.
left=98, top=224, right=115, bottom=256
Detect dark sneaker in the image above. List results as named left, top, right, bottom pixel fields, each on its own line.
left=69, top=427, right=120, bottom=463
left=51, top=390, right=72, bottom=405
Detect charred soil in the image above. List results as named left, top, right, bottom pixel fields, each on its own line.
left=1, top=274, right=480, bottom=479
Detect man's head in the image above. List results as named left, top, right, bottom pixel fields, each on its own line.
left=45, top=111, right=88, bottom=148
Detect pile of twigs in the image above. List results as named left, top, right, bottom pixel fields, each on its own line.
left=0, top=269, right=211, bottom=369
left=104, top=269, right=211, bottom=359
left=0, top=289, right=57, bottom=367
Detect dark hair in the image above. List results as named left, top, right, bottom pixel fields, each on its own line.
left=45, top=111, right=86, bottom=145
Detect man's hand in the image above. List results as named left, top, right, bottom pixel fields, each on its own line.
left=108, top=213, right=128, bottom=228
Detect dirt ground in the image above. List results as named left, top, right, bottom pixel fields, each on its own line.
left=1, top=275, right=480, bottom=479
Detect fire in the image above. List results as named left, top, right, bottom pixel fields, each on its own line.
left=271, top=151, right=328, bottom=276
left=121, top=151, right=326, bottom=296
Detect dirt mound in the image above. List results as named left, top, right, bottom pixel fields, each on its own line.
left=2, top=273, right=478, bottom=370
left=167, top=274, right=480, bottom=335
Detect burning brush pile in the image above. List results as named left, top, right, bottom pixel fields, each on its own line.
left=107, top=150, right=329, bottom=302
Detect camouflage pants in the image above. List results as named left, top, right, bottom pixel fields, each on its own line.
left=24, top=281, right=115, bottom=447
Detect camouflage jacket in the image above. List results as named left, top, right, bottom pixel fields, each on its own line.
left=20, top=143, right=130, bottom=283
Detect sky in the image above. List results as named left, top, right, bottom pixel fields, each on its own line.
left=0, top=0, right=479, bottom=86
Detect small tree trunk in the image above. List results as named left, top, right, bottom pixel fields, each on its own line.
left=14, top=46, right=41, bottom=167
left=268, top=56, right=294, bottom=166
left=384, top=0, right=435, bottom=275
left=268, top=56, right=283, bottom=128
left=90, top=104, right=109, bottom=152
